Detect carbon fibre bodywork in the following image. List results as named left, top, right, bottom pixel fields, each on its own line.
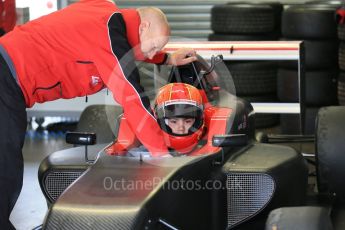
left=40, top=141, right=308, bottom=229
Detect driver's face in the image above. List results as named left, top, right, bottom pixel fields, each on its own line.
left=167, top=118, right=195, bottom=135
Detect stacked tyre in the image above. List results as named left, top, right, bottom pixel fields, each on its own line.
left=279, top=3, right=340, bottom=134
left=209, top=2, right=282, bottom=129
left=209, top=2, right=282, bottom=42
left=337, top=7, right=345, bottom=105
left=316, top=106, right=345, bottom=203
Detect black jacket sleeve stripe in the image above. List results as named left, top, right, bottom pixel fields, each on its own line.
left=107, top=12, right=154, bottom=116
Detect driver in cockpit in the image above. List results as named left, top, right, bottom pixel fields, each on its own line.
left=153, top=82, right=205, bottom=154
left=106, top=82, right=207, bottom=156
left=106, top=81, right=235, bottom=157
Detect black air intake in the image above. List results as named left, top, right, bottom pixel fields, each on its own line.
left=227, top=173, right=275, bottom=228
left=44, top=170, right=85, bottom=202
left=222, top=144, right=308, bottom=229
left=38, top=144, right=106, bottom=204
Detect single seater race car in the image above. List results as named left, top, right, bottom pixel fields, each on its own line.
left=38, top=56, right=308, bottom=230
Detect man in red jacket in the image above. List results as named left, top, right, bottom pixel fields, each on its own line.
left=0, top=0, right=196, bottom=228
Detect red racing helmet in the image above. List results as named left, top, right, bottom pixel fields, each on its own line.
left=154, top=83, right=204, bottom=154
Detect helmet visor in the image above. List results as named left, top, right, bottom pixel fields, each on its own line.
left=156, top=102, right=202, bottom=119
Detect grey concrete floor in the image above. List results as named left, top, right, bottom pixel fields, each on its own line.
left=10, top=134, right=70, bottom=230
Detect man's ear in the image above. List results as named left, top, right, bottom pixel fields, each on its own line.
left=139, top=20, right=150, bottom=35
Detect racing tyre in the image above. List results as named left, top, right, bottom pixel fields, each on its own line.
left=211, top=4, right=275, bottom=34
left=279, top=39, right=338, bottom=70
left=222, top=61, right=277, bottom=96
left=208, top=33, right=277, bottom=41
left=226, top=1, right=283, bottom=34
left=338, top=71, right=345, bottom=105
left=316, top=106, right=345, bottom=203
left=266, top=207, right=333, bottom=230
left=338, top=23, right=345, bottom=40
left=280, top=107, right=320, bottom=135
left=338, top=42, right=345, bottom=70
left=277, top=69, right=338, bottom=106
left=46, top=121, right=78, bottom=133
left=261, top=2, right=283, bottom=34
left=282, top=5, right=338, bottom=39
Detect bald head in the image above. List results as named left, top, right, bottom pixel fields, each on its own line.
left=137, top=7, right=170, bottom=59
left=137, top=7, right=170, bottom=34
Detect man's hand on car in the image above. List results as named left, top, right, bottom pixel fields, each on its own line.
left=166, top=48, right=197, bottom=66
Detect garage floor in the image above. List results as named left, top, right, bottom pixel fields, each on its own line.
left=10, top=133, right=70, bottom=230
left=9, top=127, right=316, bottom=230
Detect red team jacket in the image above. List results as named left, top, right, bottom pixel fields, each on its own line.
left=0, top=0, right=169, bottom=156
